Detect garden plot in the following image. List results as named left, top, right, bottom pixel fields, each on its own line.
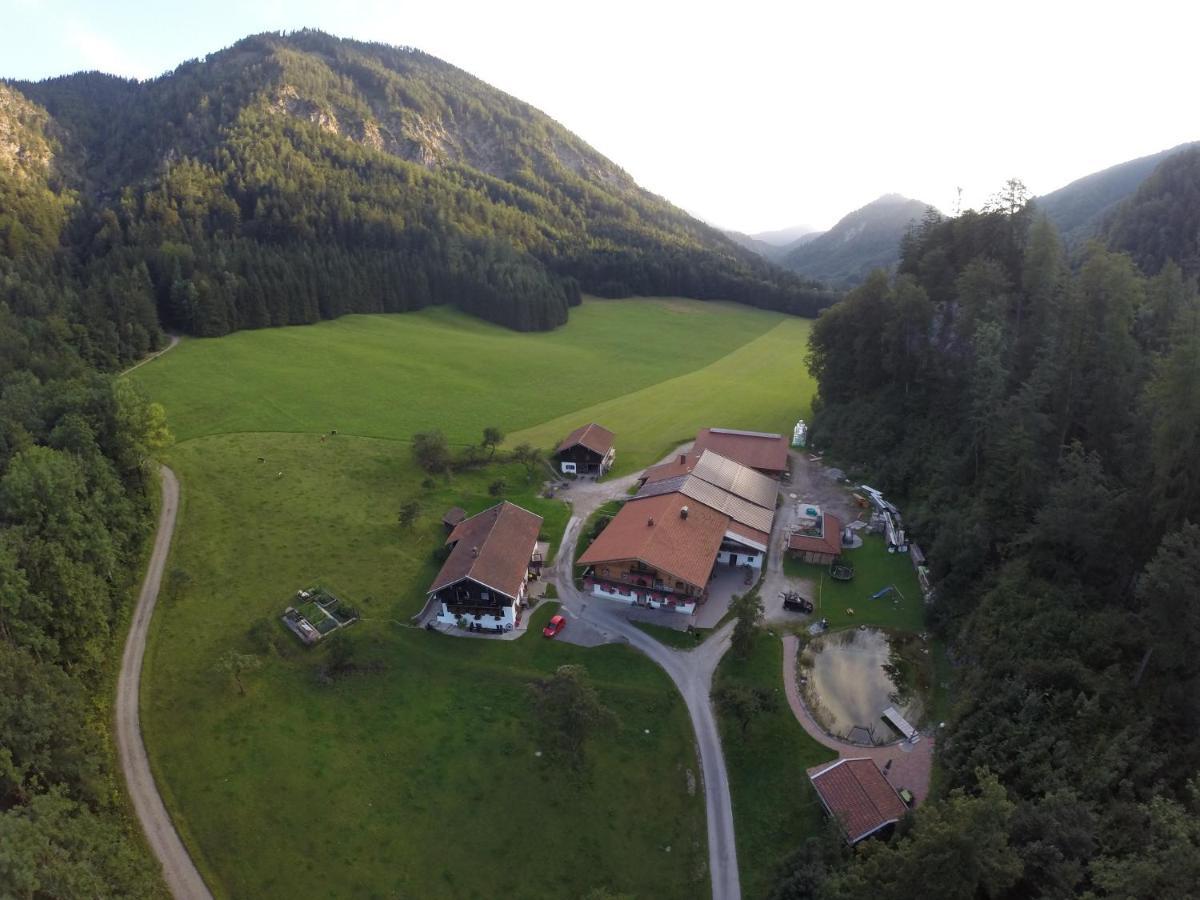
left=282, top=587, right=357, bottom=644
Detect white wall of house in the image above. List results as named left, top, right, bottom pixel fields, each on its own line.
left=588, top=582, right=696, bottom=614
left=436, top=601, right=517, bottom=629
left=717, top=548, right=763, bottom=568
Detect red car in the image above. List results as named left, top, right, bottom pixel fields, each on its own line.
left=543, top=614, right=566, bottom=638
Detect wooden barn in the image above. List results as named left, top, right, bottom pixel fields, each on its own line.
left=556, top=423, right=615, bottom=476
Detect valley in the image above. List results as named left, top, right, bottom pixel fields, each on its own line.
left=129, top=297, right=818, bottom=898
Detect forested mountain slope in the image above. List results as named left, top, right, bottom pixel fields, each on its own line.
left=778, top=194, right=934, bottom=287
left=0, top=87, right=168, bottom=896
left=1104, top=146, right=1200, bottom=278
left=782, top=190, right=1200, bottom=898
left=4, top=30, right=831, bottom=339
left=1037, top=141, right=1199, bottom=248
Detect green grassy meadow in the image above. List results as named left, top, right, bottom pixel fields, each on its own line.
left=130, top=296, right=819, bottom=898
left=714, top=636, right=836, bottom=899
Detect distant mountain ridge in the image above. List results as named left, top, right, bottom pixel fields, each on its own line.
left=777, top=194, right=935, bottom=287
left=1, top=29, right=831, bottom=340
left=1036, top=141, right=1200, bottom=247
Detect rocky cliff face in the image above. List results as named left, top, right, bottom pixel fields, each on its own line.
left=0, top=83, right=54, bottom=179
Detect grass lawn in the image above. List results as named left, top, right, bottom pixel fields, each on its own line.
left=714, top=635, right=836, bottom=899
left=142, top=437, right=704, bottom=898
left=784, top=535, right=926, bottom=633
left=631, top=621, right=708, bottom=649
left=509, top=313, right=818, bottom=474
left=131, top=296, right=820, bottom=898
left=131, top=298, right=795, bottom=448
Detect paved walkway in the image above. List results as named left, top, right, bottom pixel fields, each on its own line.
left=115, top=466, right=214, bottom=899
left=781, top=634, right=934, bottom=804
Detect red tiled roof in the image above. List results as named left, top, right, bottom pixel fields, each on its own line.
left=557, top=423, right=615, bottom=457
left=442, top=507, right=467, bottom=527
left=809, top=758, right=908, bottom=843
left=640, top=452, right=698, bottom=485
left=577, top=493, right=726, bottom=590
left=429, top=502, right=542, bottom=600
left=693, top=428, right=788, bottom=473
left=788, top=513, right=843, bottom=557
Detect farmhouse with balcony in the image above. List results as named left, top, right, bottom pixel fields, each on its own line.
left=579, top=450, right=780, bottom=613
left=427, top=502, right=543, bottom=629
left=577, top=493, right=728, bottom=614
left=555, top=423, right=615, bottom=476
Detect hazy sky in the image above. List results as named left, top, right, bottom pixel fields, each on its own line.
left=3, top=0, right=1197, bottom=232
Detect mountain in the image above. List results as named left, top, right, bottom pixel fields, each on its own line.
left=722, top=229, right=779, bottom=257
left=777, top=194, right=934, bottom=287
left=1104, top=145, right=1200, bottom=278
left=2, top=30, right=832, bottom=342
left=1037, top=141, right=1200, bottom=248
left=749, top=224, right=819, bottom=246
left=723, top=226, right=824, bottom=262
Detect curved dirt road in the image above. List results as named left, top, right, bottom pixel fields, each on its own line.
left=552, top=481, right=742, bottom=900
left=116, top=465, right=213, bottom=900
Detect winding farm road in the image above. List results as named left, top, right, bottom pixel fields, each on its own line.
left=552, top=475, right=742, bottom=900
left=116, top=466, right=213, bottom=899
left=120, top=334, right=181, bottom=377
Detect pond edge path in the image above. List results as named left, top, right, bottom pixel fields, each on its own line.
left=781, top=633, right=934, bottom=804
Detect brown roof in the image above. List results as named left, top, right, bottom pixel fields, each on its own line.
left=788, top=513, right=843, bottom=557
left=809, top=758, right=908, bottom=843
left=557, top=423, right=615, bottom=457
left=577, top=493, right=726, bottom=590
left=640, top=453, right=698, bottom=485
left=693, top=428, right=788, bottom=473
left=429, top=502, right=542, bottom=600
left=690, top=450, right=780, bottom=509
left=636, top=474, right=775, bottom=537
left=726, top=520, right=771, bottom=550
left=442, top=507, right=467, bottom=527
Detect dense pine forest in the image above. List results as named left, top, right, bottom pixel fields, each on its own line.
left=2, top=30, right=832, bottom=340
left=775, top=181, right=1200, bottom=898
left=0, top=158, right=167, bottom=897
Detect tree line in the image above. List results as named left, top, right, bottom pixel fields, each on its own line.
left=778, top=182, right=1200, bottom=898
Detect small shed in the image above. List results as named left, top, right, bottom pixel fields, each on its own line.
left=556, top=423, right=616, bottom=476
left=808, top=757, right=908, bottom=844
left=442, top=507, right=467, bottom=530
left=788, top=512, right=844, bottom=565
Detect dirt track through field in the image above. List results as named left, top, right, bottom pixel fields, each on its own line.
left=115, top=466, right=213, bottom=899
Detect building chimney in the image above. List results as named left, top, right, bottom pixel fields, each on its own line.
left=679, top=453, right=686, bottom=464
left=680, top=505, right=689, bottom=520
left=471, top=546, right=479, bottom=558
left=647, top=516, right=655, bottom=527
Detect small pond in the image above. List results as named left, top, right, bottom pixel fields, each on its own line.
left=798, top=627, right=930, bottom=745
